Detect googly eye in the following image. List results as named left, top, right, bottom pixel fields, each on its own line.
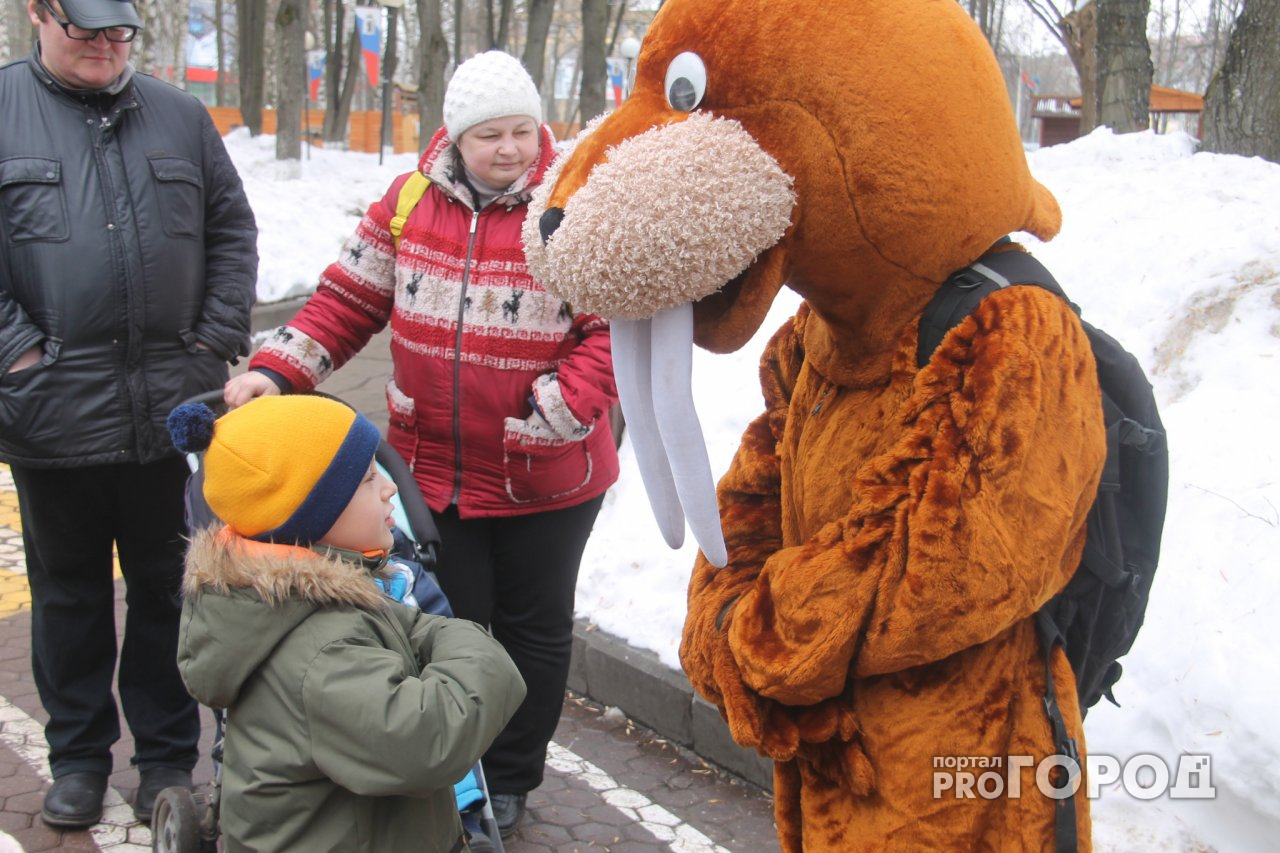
left=664, top=52, right=707, bottom=112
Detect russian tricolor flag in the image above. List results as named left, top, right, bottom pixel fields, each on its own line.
left=354, top=6, right=381, bottom=88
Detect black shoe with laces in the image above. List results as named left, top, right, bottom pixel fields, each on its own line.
left=133, top=766, right=193, bottom=824
left=490, top=792, right=527, bottom=838
left=42, top=771, right=108, bottom=829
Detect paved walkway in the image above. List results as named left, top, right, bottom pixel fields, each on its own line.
left=0, top=306, right=783, bottom=851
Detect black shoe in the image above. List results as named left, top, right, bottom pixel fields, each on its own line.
left=42, top=772, right=108, bottom=829
left=490, top=792, right=526, bottom=838
left=133, top=766, right=193, bottom=824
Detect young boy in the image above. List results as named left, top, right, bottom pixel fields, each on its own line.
left=168, top=395, right=525, bottom=853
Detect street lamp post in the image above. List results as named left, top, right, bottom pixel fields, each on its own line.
left=619, top=36, right=641, bottom=100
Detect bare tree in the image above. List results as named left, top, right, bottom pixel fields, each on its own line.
left=322, top=1, right=364, bottom=146
left=578, top=0, right=607, bottom=122
left=133, top=0, right=189, bottom=81
left=1096, top=0, right=1153, bottom=131
left=484, top=0, right=513, bottom=49
left=607, top=0, right=628, bottom=53
left=522, top=0, right=557, bottom=90
left=454, top=0, right=463, bottom=64
left=276, top=0, right=307, bottom=161
left=418, top=0, right=450, bottom=147
left=1150, top=0, right=1184, bottom=86
left=968, top=0, right=1008, bottom=49
left=5, top=0, right=34, bottom=63
left=1023, top=0, right=1099, bottom=130
left=214, top=0, right=227, bottom=106
left=237, top=0, right=268, bottom=135
left=1202, top=0, right=1280, bottom=163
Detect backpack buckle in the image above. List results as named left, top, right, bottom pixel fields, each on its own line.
left=949, top=269, right=988, bottom=290
left=1117, top=418, right=1163, bottom=452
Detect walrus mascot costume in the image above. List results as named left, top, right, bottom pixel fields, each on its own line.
left=523, top=0, right=1107, bottom=849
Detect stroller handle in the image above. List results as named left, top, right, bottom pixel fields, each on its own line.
left=376, top=441, right=442, bottom=563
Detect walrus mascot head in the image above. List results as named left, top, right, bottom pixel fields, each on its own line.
left=525, top=0, right=1060, bottom=565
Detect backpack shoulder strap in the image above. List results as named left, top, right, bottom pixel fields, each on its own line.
left=389, top=171, right=432, bottom=251
left=916, top=247, right=1075, bottom=369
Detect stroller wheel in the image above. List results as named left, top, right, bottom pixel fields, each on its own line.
left=151, top=787, right=201, bottom=853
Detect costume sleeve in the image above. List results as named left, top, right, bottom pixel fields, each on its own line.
left=724, top=287, right=1106, bottom=708
left=680, top=311, right=804, bottom=756
left=304, top=613, right=525, bottom=797
left=249, top=175, right=409, bottom=392
left=193, top=116, right=258, bottom=362
left=529, top=313, right=618, bottom=438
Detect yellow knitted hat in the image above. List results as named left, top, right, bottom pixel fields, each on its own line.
left=168, top=396, right=381, bottom=543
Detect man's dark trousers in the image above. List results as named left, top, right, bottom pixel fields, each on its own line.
left=10, top=457, right=199, bottom=778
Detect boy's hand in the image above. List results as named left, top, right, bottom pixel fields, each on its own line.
left=225, top=371, right=281, bottom=408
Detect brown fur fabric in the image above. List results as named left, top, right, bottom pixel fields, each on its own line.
left=682, top=290, right=1105, bottom=851
left=526, top=0, right=1110, bottom=848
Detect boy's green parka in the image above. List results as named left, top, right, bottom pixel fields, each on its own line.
left=177, top=527, right=526, bottom=853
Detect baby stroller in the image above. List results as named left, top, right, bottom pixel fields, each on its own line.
left=151, top=391, right=506, bottom=853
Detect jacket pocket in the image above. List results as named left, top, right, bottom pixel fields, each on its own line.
left=502, top=418, right=592, bottom=504
left=148, top=155, right=204, bottom=239
left=386, top=378, right=417, bottom=432
left=0, top=157, right=68, bottom=244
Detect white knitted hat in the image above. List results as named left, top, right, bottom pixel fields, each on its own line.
left=444, top=51, right=543, bottom=141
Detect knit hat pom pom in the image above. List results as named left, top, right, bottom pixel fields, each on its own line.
left=168, top=403, right=217, bottom=454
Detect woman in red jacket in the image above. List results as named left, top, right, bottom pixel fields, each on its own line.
left=224, top=50, right=619, bottom=838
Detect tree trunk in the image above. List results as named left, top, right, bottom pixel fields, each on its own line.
left=417, top=0, right=450, bottom=148
left=578, top=0, right=608, bottom=123
left=214, top=0, right=226, bottom=106
left=1096, top=0, right=1154, bottom=132
left=6, top=0, right=34, bottom=63
left=237, top=0, right=268, bottom=136
left=380, top=6, right=400, bottom=155
left=323, top=0, right=346, bottom=142
left=1202, top=0, right=1280, bottom=162
left=454, top=0, right=463, bottom=67
left=1062, top=2, right=1100, bottom=134
left=522, top=0, right=557, bottom=91
left=133, top=0, right=188, bottom=81
left=334, top=21, right=364, bottom=144
left=607, top=0, right=628, bottom=55
left=497, top=0, right=514, bottom=50
left=276, top=0, right=307, bottom=162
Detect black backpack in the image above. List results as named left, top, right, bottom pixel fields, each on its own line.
left=918, top=248, right=1169, bottom=853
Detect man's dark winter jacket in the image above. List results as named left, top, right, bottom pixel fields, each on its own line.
left=0, top=51, right=258, bottom=468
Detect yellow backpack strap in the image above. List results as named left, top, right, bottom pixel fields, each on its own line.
left=389, top=172, right=431, bottom=251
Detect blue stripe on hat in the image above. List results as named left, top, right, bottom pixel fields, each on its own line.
left=253, top=412, right=381, bottom=545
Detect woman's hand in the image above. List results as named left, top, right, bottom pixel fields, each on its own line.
left=224, top=371, right=281, bottom=408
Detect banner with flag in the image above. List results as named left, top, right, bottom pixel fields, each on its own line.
left=608, top=58, right=625, bottom=107
left=307, top=50, right=326, bottom=101
left=354, top=6, right=381, bottom=89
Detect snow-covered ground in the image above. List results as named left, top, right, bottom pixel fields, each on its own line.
left=228, top=126, right=1280, bottom=852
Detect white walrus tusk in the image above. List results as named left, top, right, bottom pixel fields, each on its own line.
left=613, top=307, right=729, bottom=568
left=611, top=317, right=686, bottom=549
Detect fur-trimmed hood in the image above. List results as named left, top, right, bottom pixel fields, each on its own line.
left=178, top=526, right=389, bottom=709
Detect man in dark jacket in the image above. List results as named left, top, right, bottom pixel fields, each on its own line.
left=0, top=0, right=257, bottom=830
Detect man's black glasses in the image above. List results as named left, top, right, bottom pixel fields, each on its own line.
left=40, top=0, right=138, bottom=43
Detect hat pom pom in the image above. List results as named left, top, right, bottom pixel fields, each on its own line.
left=168, top=403, right=217, bottom=454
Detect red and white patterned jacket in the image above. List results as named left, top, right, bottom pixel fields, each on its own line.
left=250, top=125, right=619, bottom=518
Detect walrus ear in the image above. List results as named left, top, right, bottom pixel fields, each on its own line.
left=1023, top=179, right=1063, bottom=242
